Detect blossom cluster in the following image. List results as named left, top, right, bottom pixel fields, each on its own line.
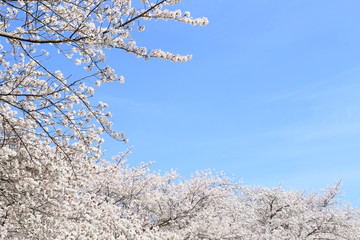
left=2, top=0, right=360, bottom=239
left=1, top=139, right=360, bottom=239
left=0, top=0, right=210, bottom=238
left=0, top=0, right=209, bottom=162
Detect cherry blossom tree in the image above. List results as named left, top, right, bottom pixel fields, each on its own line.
left=0, top=0, right=208, bottom=162
left=0, top=0, right=208, bottom=238
left=88, top=166, right=360, bottom=239
left=1, top=0, right=360, bottom=239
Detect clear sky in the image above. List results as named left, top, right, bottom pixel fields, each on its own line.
left=94, top=0, right=360, bottom=206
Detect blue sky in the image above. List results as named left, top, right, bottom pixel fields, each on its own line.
left=94, top=1, right=360, bottom=206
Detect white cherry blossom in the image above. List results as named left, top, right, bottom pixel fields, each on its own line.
left=1, top=0, right=359, bottom=239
